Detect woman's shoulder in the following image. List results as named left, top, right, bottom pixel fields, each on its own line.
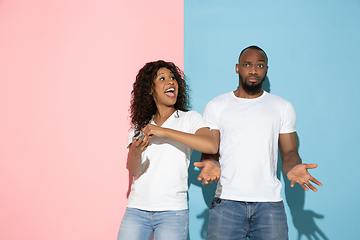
left=174, top=110, right=204, bottom=123
left=177, top=110, right=201, bottom=116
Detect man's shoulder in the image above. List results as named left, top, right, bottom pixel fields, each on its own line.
left=208, top=91, right=233, bottom=104
left=263, top=92, right=296, bottom=116
left=203, top=92, right=233, bottom=117
left=263, top=91, right=292, bottom=104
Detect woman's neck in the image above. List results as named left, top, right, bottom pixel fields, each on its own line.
left=153, top=106, right=176, bottom=126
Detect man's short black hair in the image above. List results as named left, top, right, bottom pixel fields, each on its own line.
left=239, top=45, right=268, bottom=64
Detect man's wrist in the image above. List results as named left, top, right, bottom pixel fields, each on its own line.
left=206, top=159, right=220, bottom=167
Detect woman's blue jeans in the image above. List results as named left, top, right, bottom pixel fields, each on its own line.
left=118, top=208, right=189, bottom=240
left=206, top=198, right=288, bottom=240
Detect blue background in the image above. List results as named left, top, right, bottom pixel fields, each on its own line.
left=184, top=0, right=360, bottom=239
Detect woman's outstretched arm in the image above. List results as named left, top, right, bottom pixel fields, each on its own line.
left=142, top=124, right=218, bottom=154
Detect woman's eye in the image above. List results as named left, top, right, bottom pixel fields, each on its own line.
left=159, top=77, right=165, bottom=81
left=171, top=77, right=175, bottom=80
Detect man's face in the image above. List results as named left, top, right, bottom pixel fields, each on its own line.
left=236, top=49, right=268, bottom=93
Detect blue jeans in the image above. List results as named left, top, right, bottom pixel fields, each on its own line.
left=117, top=208, right=189, bottom=240
left=206, top=198, right=288, bottom=240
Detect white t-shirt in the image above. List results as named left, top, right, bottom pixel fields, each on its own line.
left=126, top=110, right=209, bottom=211
left=203, top=91, right=296, bottom=202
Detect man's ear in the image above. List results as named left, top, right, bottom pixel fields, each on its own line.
left=235, top=63, right=239, bottom=74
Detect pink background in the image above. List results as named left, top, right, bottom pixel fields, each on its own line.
left=0, top=0, right=183, bottom=239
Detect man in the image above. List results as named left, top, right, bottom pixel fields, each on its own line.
left=195, top=45, right=322, bottom=240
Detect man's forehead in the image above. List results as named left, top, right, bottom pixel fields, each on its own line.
left=239, top=49, right=267, bottom=62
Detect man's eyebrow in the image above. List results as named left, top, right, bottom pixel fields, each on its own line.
left=242, top=59, right=266, bottom=62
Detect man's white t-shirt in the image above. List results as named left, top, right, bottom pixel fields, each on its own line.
left=203, top=91, right=296, bottom=202
left=126, top=110, right=209, bottom=211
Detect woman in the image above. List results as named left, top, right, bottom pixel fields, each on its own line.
left=118, top=60, right=218, bottom=240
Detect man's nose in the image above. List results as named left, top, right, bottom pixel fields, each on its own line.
left=249, top=65, right=257, bottom=74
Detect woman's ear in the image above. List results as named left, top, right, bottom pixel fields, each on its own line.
left=150, top=85, right=155, bottom=95
left=149, top=81, right=155, bottom=95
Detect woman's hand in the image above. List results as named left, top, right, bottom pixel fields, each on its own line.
left=131, top=131, right=151, bottom=153
left=142, top=124, right=168, bottom=138
left=127, top=131, right=151, bottom=176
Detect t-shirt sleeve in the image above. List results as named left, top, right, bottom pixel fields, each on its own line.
left=280, top=101, right=297, bottom=134
left=203, top=100, right=219, bottom=130
left=127, top=126, right=136, bottom=149
left=187, top=111, right=211, bottom=134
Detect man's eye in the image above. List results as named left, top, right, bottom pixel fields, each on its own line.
left=258, top=64, right=264, bottom=68
left=243, top=64, right=250, bottom=67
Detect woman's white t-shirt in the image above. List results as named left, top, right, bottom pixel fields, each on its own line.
left=126, top=110, right=209, bottom=211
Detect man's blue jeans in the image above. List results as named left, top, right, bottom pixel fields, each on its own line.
left=206, top=198, right=288, bottom=240
left=117, top=208, right=189, bottom=240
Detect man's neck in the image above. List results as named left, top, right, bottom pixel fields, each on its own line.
left=234, top=87, right=264, bottom=99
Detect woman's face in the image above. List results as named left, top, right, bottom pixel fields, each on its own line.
left=151, top=67, right=178, bottom=108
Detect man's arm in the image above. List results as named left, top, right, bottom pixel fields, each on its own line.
left=279, top=132, right=322, bottom=191
left=195, top=129, right=221, bottom=185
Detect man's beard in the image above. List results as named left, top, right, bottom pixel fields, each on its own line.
left=239, top=74, right=266, bottom=94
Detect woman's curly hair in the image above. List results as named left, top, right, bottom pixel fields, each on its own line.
left=130, top=60, right=190, bottom=131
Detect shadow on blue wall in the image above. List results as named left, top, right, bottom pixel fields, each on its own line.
left=277, top=152, right=329, bottom=239
left=188, top=150, right=216, bottom=239
left=267, top=76, right=328, bottom=239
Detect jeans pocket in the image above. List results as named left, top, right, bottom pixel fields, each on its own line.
left=210, top=197, right=228, bottom=209
left=175, top=209, right=188, bottom=217
left=269, top=200, right=285, bottom=207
